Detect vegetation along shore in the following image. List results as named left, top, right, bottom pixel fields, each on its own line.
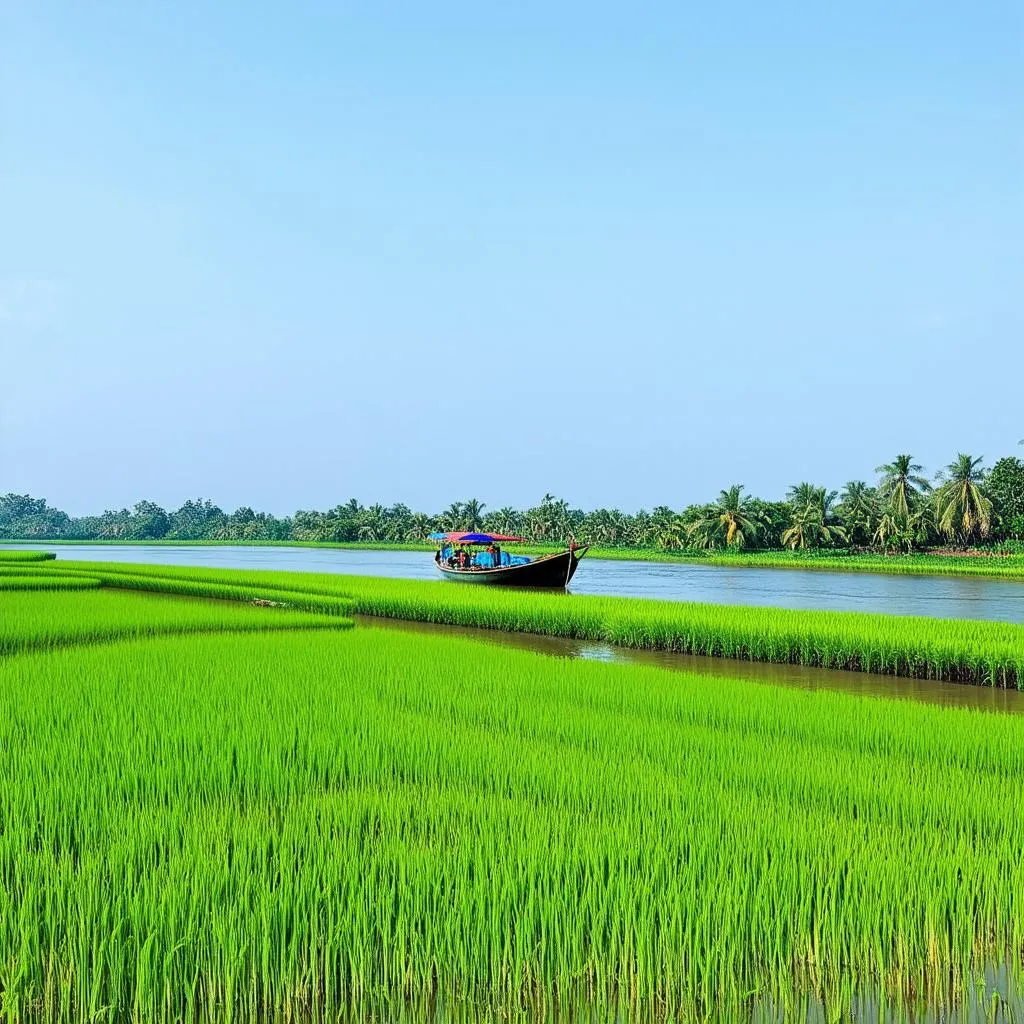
left=1, top=551, right=1023, bottom=1020
left=4, top=447, right=1024, bottom=558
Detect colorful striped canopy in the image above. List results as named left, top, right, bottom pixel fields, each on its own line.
left=431, top=532, right=524, bottom=544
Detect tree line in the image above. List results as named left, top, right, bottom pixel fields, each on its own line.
left=3, top=449, right=1023, bottom=553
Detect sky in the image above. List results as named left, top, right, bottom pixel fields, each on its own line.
left=2, top=1, right=1021, bottom=516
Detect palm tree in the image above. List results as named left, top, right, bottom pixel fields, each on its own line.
left=629, top=508, right=655, bottom=547
left=656, top=515, right=688, bottom=550
left=485, top=507, right=523, bottom=536
left=357, top=504, right=388, bottom=542
left=527, top=494, right=570, bottom=540
left=782, top=484, right=846, bottom=550
left=934, top=454, right=992, bottom=547
left=404, top=513, right=434, bottom=542
left=876, top=454, right=931, bottom=519
left=441, top=502, right=465, bottom=531
left=837, top=481, right=878, bottom=546
left=781, top=503, right=847, bottom=550
left=686, top=485, right=763, bottom=550
left=873, top=509, right=913, bottom=553
left=460, top=498, right=486, bottom=531
left=786, top=482, right=824, bottom=510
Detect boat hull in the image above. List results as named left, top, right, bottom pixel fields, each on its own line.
left=436, top=547, right=588, bottom=588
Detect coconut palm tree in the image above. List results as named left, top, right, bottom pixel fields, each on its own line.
left=686, top=485, right=763, bottom=550
left=782, top=484, right=846, bottom=549
left=876, top=454, right=931, bottom=519
left=527, top=494, right=570, bottom=540
left=357, top=504, right=388, bottom=542
left=484, top=507, right=524, bottom=536
left=655, top=515, right=688, bottom=550
left=460, top=498, right=486, bottom=531
left=837, top=481, right=879, bottom=546
left=934, top=453, right=992, bottom=547
left=786, top=482, right=825, bottom=510
left=873, top=509, right=912, bottom=553
left=628, top=508, right=655, bottom=547
left=782, top=503, right=847, bottom=550
left=441, top=502, right=465, bottom=531
left=404, top=513, right=434, bottom=542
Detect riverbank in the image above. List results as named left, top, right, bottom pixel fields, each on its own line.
left=6, top=555, right=1023, bottom=687
left=5, top=537, right=1024, bottom=580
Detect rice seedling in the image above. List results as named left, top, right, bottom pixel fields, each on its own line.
left=0, top=591, right=1022, bottom=1021
left=0, top=574, right=100, bottom=591
left=0, top=588, right=350, bottom=657
left=40, top=561, right=1024, bottom=688
left=700, top=550, right=1024, bottom=581
left=0, top=549, right=56, bottom=562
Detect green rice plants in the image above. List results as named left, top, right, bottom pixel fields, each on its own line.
left=44, top=562, right=1024, bottom=688
left=0, top=549, right=56, bottom=562
left=0, top=574, right=100, bottom=591
left=0, top=589, right=350, bottom=657
left=0, top=595, right=1022, bottom=1020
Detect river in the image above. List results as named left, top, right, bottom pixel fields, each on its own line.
left=5, top=543, right=1024, bottom=623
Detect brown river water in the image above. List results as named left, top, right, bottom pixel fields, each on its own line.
left=356, top=614, right=1024, bottom=715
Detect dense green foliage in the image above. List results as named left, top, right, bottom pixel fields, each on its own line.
left=5, top=444, right=1024, bottom=552
left=16, top=559, right=1024, bottom=687
left=1, top=584, right=1023, bottom=1020
left=988, top=457, right=1024, bottom=541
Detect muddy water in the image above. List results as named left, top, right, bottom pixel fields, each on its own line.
left=356, top=615, right=1024, bottom=715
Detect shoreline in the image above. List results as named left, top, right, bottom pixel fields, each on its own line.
left=3, top=537, right=1024, bottom=580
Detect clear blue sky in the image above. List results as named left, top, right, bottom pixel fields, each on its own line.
left=3, top=1, right=1021, bottom=515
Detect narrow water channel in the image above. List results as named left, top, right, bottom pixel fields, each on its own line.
left=356, top=615, right=1024, bottom=715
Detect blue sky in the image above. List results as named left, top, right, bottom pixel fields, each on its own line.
left=3, top=1, right=1021, bottom=515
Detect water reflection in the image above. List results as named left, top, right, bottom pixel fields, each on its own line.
left=302, top=961, right=1024, bottom=1022
left=356, top=615, right=1024, bottom=715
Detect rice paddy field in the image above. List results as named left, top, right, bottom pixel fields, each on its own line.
left=14, top=557, right=1024, bottom=687
left=2, top=551, right=1023, bottom=1021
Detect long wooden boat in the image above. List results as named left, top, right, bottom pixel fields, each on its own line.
left=430, top=532, right=589, bottom=588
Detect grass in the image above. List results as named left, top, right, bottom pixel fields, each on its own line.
left=0, top=574, right=101, bottom=591
left=18, top=559, right=1024, bottom=688
left=697, top=549, right=1024, bottom=581
left=0, top=549, right=56, bottom=562
left=0, top=584, right=1022, bottom=1020
left=0, top=588, right=350, bottom=657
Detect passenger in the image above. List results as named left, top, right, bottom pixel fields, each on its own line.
left=493, top=543, right=501, bottom=567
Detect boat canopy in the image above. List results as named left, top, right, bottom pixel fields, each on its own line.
left=430, top=531, right=524, bottom=544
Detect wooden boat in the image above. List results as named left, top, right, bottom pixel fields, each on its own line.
left=430, top=532, right=589, bottom=588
